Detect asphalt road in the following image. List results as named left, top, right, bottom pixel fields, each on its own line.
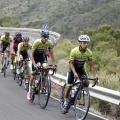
left=0, top=30, right=107, bottom=120
left=0, top=67, right=107, bottom=120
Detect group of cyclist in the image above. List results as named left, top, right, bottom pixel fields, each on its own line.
left=0, top=29, right=98, bottom=114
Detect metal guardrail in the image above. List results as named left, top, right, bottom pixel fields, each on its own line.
left=0, top=27, right=60, bottom=40
left=1, top=27, right=119, bottom=106
left=50, top=71, right=120, bottom=105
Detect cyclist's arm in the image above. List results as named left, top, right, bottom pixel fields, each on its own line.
left=49, top=48, right=55, bottom=65
left=10, top=40, right=15, bottom=53
left=88, top=60, right=96, bottom=78
left=69, top=60, right=77, bottom=74
left=17, top=43, right=22, bottom=59
left=0, top=40, right=2, bottom=48
left=0, top=36, right=3, bottom=47
left=30, top=49, right=36, bottom=66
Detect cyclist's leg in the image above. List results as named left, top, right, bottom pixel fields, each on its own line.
left=42, top=62, right=49, bottom=77
left=63, top=71, right=74, bottom=113
left=22, top=52, right=29, bottom=77
left=0, top=44, right=6, bottom=70
left=10, top=50, right=16, bottom=70
left=79, top=70, right=89, bottom=87
left=6, top=43, right=10, bottom=62
left=27, top=62, right=36, bottom=100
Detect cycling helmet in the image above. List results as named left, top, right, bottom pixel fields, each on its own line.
left=22, top=36, right=29, bottom=42
left=41, top=31, right=49, bottom=38
left=15, top=32, right=22, bottom=37
left=78, top=35, right=90, bottom=42
left=5, top=32, right=10, bottom=36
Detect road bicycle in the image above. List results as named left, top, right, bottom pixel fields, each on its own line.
left=16, top=59, right=30, bottom=88
left=60, top=75, right=98, bottom=120
left=30, top=65, right=57, bottom=109
left=0, top=50, right=10, bottom=77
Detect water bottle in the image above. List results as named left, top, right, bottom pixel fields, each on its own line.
left=71, top=87, right=78, bottom=99
left=21, top=66, right=24, bottom=73
left=35, top=75, right=40, bottom=87
left=71, top=88, right=75, bottom=98
left=35, top=80, right=38, bottom=87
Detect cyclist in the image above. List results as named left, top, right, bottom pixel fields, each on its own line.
left=17, top=36, right=32, bottom=78
left=10, top=32, right=22, bottom=70
left=62, top=35, right=98, bottom=113
left=0, top=32, right=13, bottom=72
left=27, top=31, right=55, bottom=100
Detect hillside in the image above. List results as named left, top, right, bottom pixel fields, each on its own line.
left=0, top=0, right=120, bottom=38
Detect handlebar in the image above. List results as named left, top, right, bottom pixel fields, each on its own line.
left=36, top=65, right=57, bottom=75
left=77, top=76, right=98, bottom=87
left=0, top=50, right=10, bottom=52
left=11, top=53, right=17, bottom=56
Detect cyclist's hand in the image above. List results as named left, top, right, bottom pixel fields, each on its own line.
left=94, top=77, right=98, bottom=81
left=74, top=72, right=78, bottom=79
left=53, top=65, right=57, bottom=73
left=11, top=51, right=15, bottom=55
left=34, top=64, right=38, bottom=70
left=94, top=77, right=99, bottom=84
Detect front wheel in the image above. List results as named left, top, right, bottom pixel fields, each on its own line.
left=74, top=87, right=90, bottom=120
left=3, top=58, right=7, bottom=77
left=24, top=78, right=29, bottom=91
left=3, top=64, right=6, bottom=77
left=17, top=76, right=22, bottom=86
left=38, top=76, right=50, bottom=109
left=13, top=63, right=17, bottom=80
left=48, top=75, right=51, bottom=94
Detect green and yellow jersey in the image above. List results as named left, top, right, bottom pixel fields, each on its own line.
left=32, top=39, right=52, bottom=54
left=18, top=42, right=32, bottom=52
left=70, top=46, right=93, bottom=70
left=1, top=35, right=13, bottom=42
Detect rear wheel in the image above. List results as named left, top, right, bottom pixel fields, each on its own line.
left=74, top=88, right=90, bottom=120
left=60, top=83, right=67, bottom=114
left=38, top=76, right=50, bottom=109
left=29, top=92, right=35, bottom=103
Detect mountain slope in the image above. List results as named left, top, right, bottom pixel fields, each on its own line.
left=0, top=0, right=120, bottom=38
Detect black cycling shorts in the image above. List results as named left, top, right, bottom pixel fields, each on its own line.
left=20, top=51, right=29, bottom=60
left=32, top=54, right=47, bottom=71
left=67, top=70, right=88, bottom=86
left=1, top=42, right=10, bottom=53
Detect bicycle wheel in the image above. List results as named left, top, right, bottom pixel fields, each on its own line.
left=74, top=87, right=90, bottom=120
left=13, top=63, right=17, bottom=80
left=3, top=58, right=7, bottom=77
left=48, top=75, right=51, bottom=94
left=38, top=76, right=50, bottom=109
left=60, top=83, right=67, bottom=114
left=24, top=78, right=29, bottom=91
left=17, top=76, right=22, bottom=86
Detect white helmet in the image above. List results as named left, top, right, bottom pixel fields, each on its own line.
left=78, top=35, right=90, bottom=42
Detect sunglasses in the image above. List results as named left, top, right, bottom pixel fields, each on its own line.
left=81, top=41, right=89, bottom=45
left=43, top=35, right=49, bottom=38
